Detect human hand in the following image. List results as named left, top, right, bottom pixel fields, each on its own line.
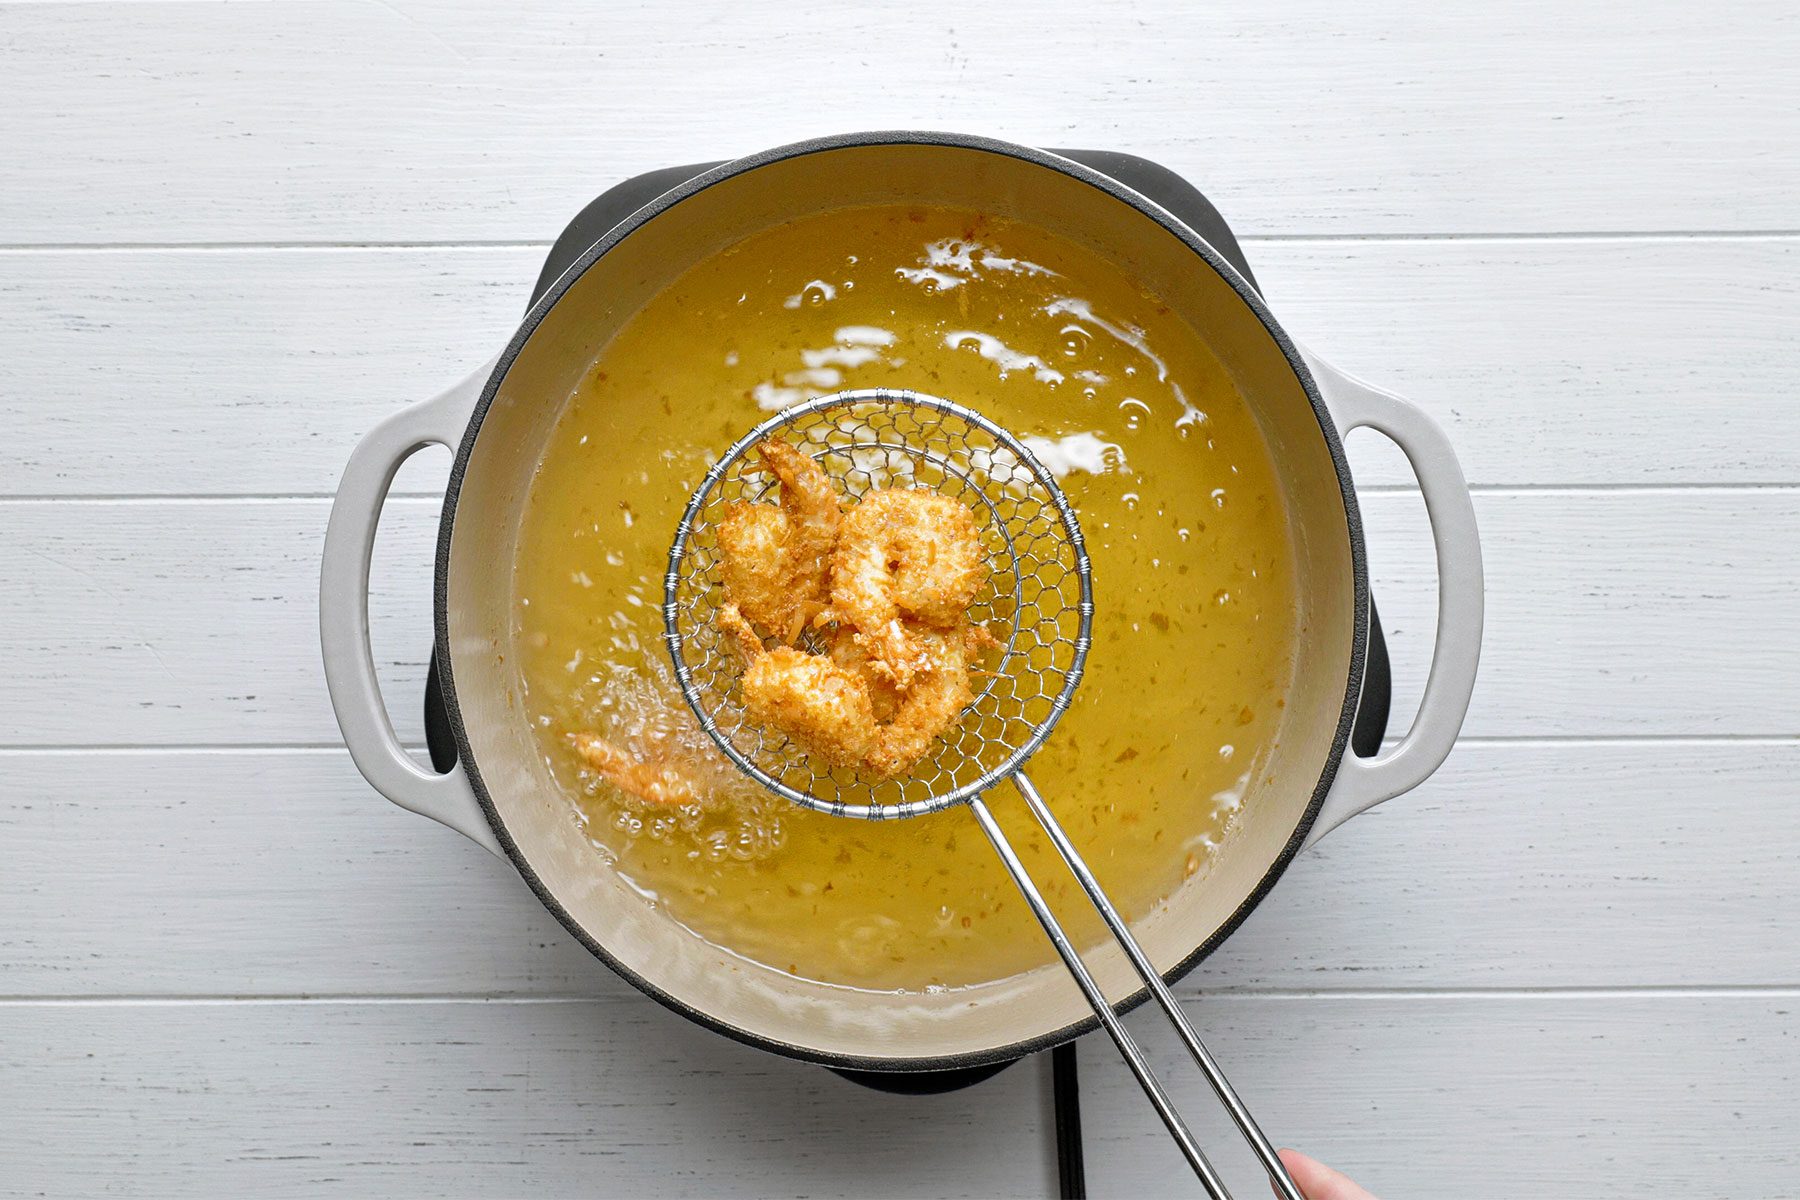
left=1274, top=1148, right=1379, bottom=1200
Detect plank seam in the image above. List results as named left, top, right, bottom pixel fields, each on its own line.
left=1, top=231, right=1797, bottom=253
left=2, top=985, right=1797, bottom=1007
left=6, top=483, right=1800, bottom=504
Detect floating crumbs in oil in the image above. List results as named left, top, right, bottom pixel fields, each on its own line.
left=515, top=205, right=1296, bottom=991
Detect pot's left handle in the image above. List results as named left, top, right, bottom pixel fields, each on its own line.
left=320, top=360, right=505, bottom=858
left=1300, top=350, right=1484, bottom=850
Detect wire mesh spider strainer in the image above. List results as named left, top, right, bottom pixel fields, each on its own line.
left=665, top=389, right=1303, bottom=1200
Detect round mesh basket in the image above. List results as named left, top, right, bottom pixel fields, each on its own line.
left=664, top=388, right=1093, bottom=819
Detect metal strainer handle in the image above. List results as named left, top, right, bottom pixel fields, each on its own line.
left=974, top=775, right=1303, bottom=1200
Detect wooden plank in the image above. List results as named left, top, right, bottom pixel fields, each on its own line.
left=1, top=743, right=1794, bottom=997
left=1358, top=487, right=1800, bottom=740
left=0, top=247, right=535, bottom=498
left=1257, top=236, right=1800, bottom=489
left=2, top=1, right=1796, bottom=244
left=0, top=997, right=1056, bottom=1199
left=1, top=490, right=1794, bottom=746
left=4, top=237, right=1797, bottom=497
left=0, top=749, right=607, bottom=998
left=1081, top=993, right=1799, bottom=1198
left=1187, top=738, right=1800, bottom=991
left=0, top=498, right=438, bottom=746
left=1, top=994, right=1790, bottom=1197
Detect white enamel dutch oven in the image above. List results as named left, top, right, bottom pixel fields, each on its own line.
left=321, top=132, right=1483, bottom=1073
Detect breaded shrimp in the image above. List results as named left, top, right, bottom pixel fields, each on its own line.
left=718, top=600, right=767, bottom=662
left=761, top=440, right=841, bottom=590
left=725, top=605, right=993, bottom=777
left=716, top=501, right=790, bottom=633
left=716, top=441, right=844, bottom=643
left=864, top=623, right=998, bottom=778
left=741, top=647, right=879, bottom=768
left=827, top=488, right=985, bottom=687
left=719, top=603, right=877, bottom=767
left=571, top=731, right=705, bottom=807
left=827, top=625, right=903, bottom=724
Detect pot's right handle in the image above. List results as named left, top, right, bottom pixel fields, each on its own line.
left=1300, top=350, right=1484, bottom=849
left=319, top=360, right=505, bottom=858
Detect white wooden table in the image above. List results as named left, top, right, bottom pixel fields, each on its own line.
left=3, top=3, right=1796, bottom=1196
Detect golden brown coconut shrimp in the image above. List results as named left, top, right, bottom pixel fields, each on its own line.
left=827, top=488, right=985, bottom=688
left=719, top=604, right=877, bottom=768
left=827, top=626, right=903, bottom=724
left=570, top=732, right=705, bottom=807
left=717, top=441, right=844, bottom=644
left=762, top=439, right=843, bottom=586
left=716, top=501, right=789, bottom=626
left=862, top=622, right=999, bottom=778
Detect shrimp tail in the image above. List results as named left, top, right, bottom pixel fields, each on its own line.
left=718, top=601, right=766, bottom=662
left=570, top=731, right=705, bottom=807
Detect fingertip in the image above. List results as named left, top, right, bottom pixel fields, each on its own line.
left=1274, top=1147, right=1378, bottom=1200
left=1272, top=1149, right=1313, bottom=1199
left=1277, top=1146, right=1319, bottom=1178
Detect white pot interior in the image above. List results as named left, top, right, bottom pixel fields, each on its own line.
left=440, top=141, right=1359, bottom=1066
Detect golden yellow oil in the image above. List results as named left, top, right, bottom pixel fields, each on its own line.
left=514, top=205, right=1295, bottom=992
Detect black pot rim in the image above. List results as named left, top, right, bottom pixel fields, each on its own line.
left=433, top=129, right=1370, bottom=1074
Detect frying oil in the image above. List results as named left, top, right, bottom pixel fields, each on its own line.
left=514, top=206, right=1295, bottom=991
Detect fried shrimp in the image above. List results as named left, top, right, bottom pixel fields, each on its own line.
left=827, top=488, right=985, bottom=687
left=827, top=626, right=903, bottom=724
left=863, top=623, right=998, bottom=778
left=719, top=604, right=877, bottom=767
left=829, top=617, right=1000, bottom=777
left=716, top=501, right=789, bottom=628
left=761, top=440, right=842, bottom=582
left=571, top=732, right=705, bottom=807
left=716, top=441, right=844, bottom=643
left=712, top=463, right=994, bottom=778
left=720, top=602, right=994, bottom=777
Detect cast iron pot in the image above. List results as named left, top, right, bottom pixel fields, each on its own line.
left=321, top=131, right=1484, bottom=1073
